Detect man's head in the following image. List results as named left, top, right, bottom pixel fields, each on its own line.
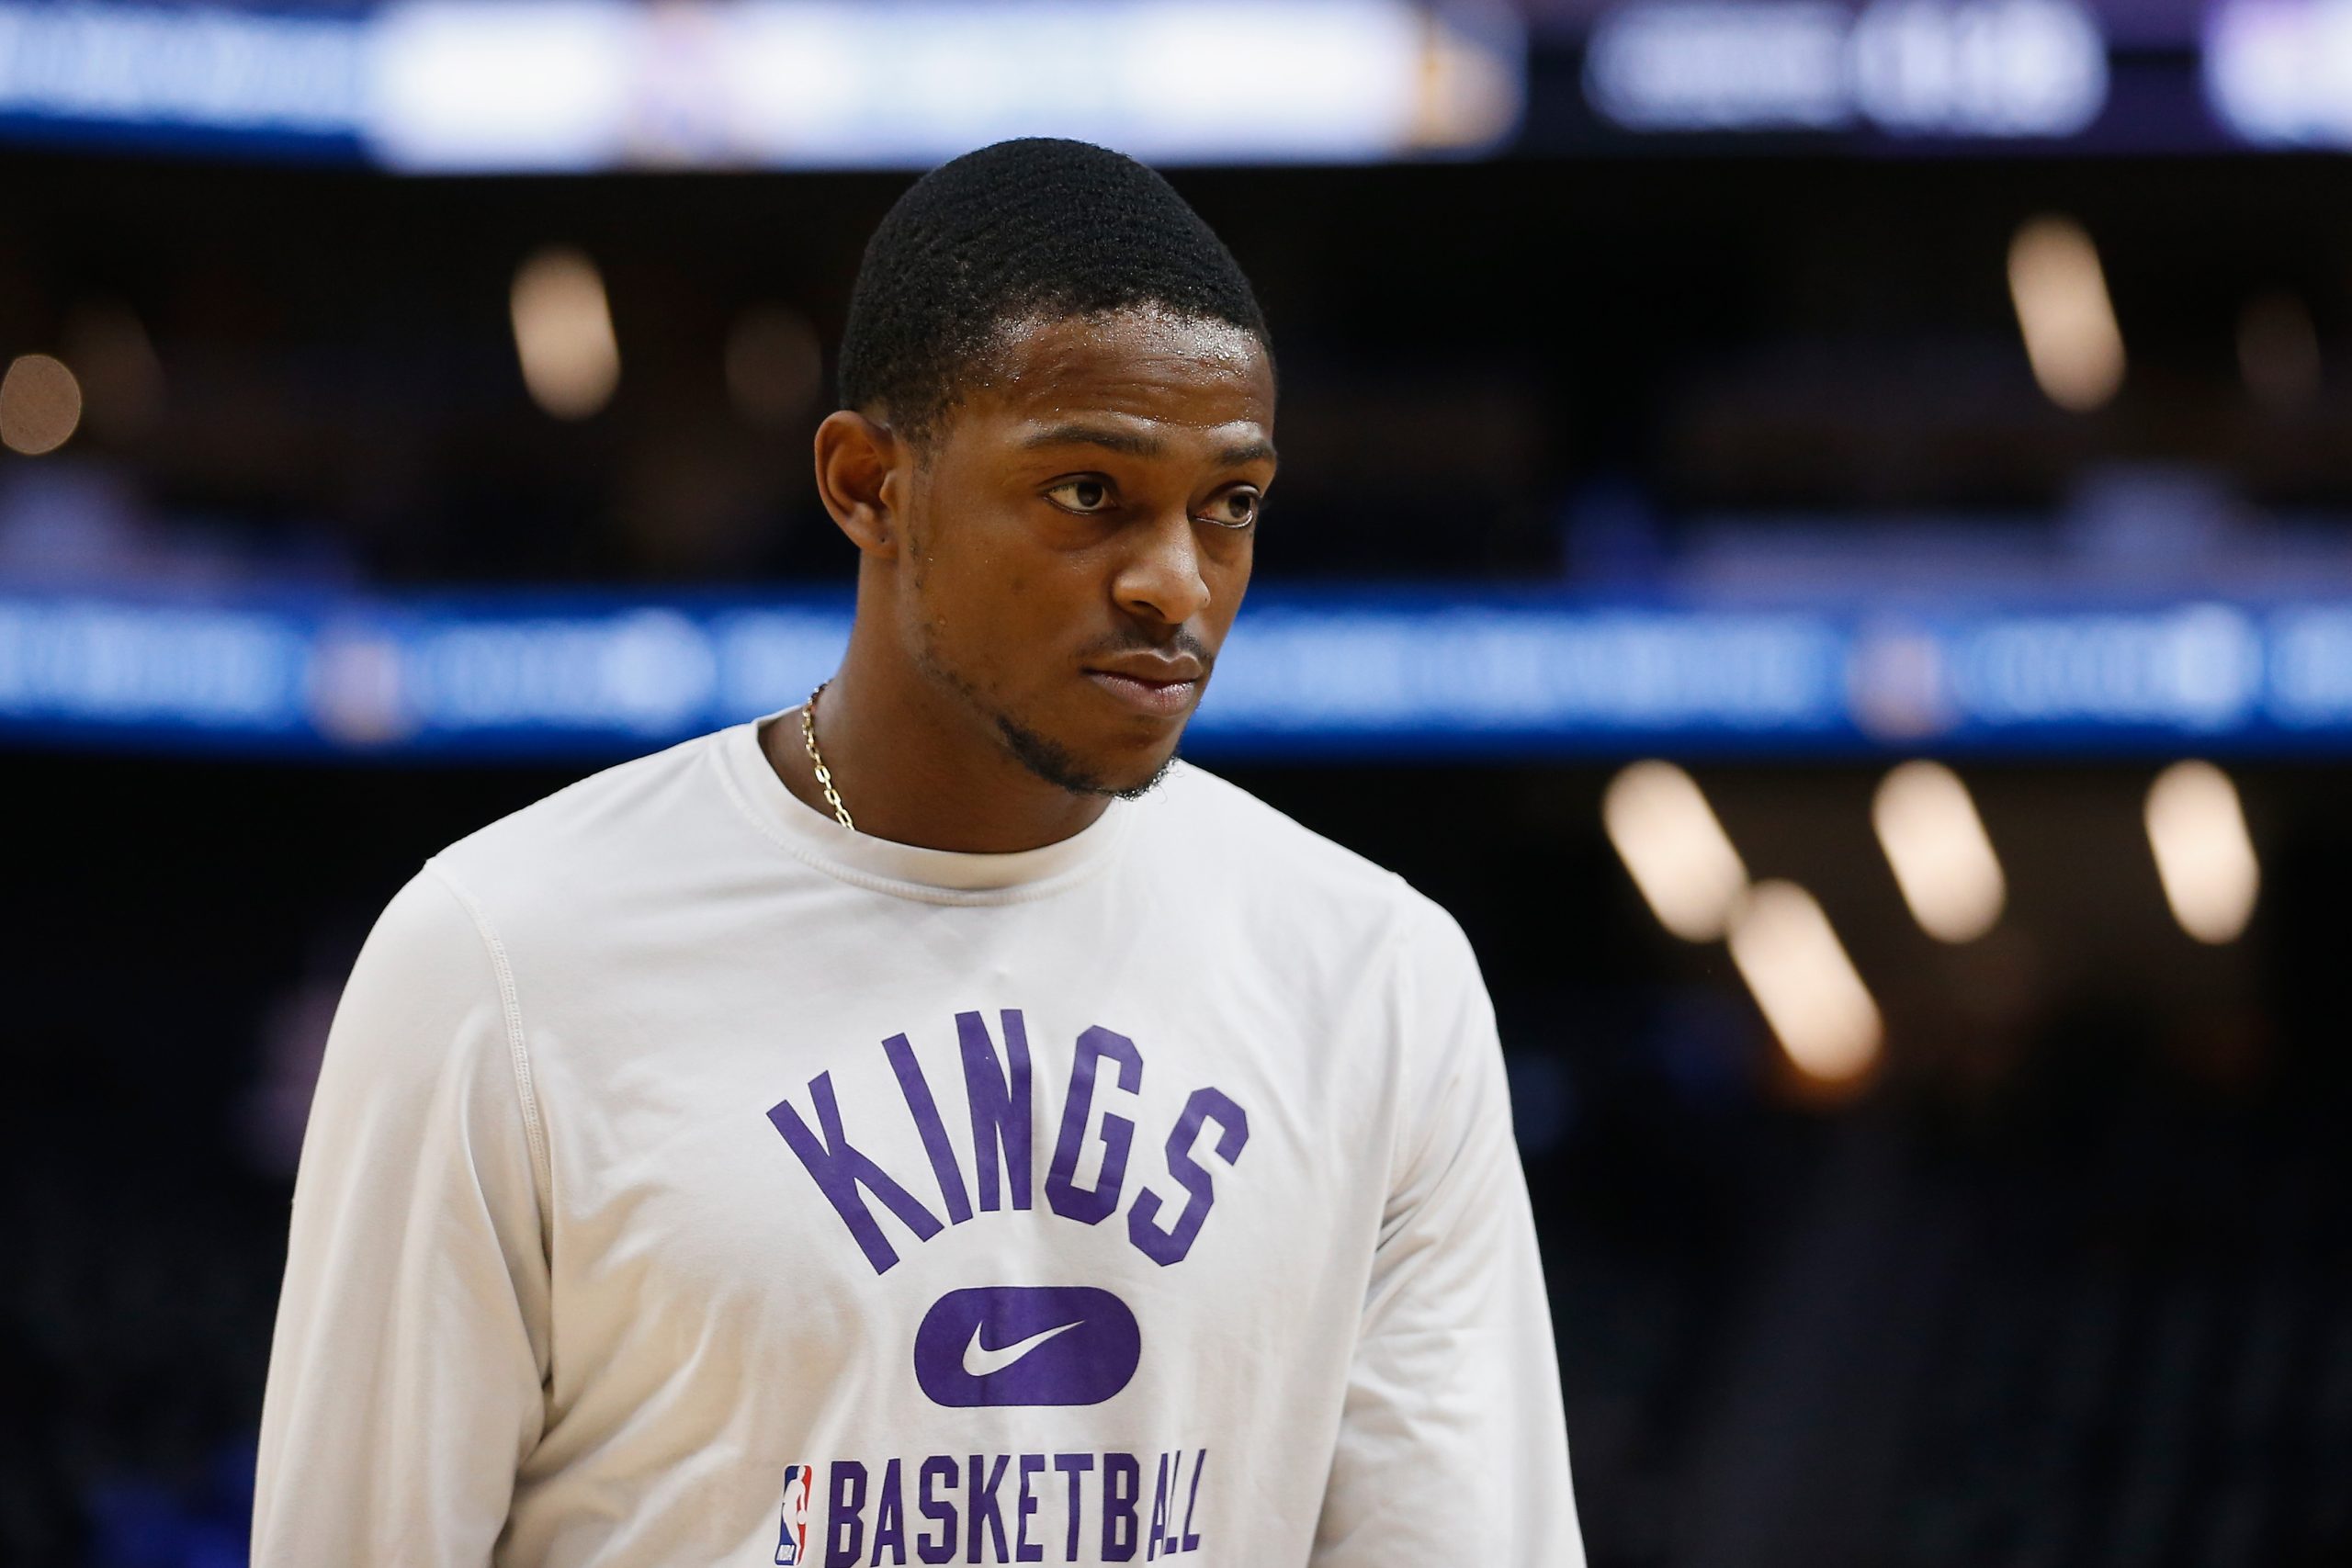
left=817, top=138, right=1275, bottom=800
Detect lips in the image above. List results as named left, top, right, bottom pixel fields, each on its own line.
left=1085, top=670, right=1199, bottom=716
left=1082, top=656, right=1206, bottom=719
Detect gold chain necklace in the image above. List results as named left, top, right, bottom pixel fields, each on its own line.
left=799, top=682, right=854, bottom=829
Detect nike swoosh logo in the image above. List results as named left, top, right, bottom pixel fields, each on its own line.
left=963, top=1319, right=1084, bottom=1378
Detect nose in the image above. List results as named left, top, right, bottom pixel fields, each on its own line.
left=1111, top=508, right=1212, bottom=627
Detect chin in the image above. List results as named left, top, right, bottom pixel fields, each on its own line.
left=1101, top=748, right=1182, bottom=801
left=997, top=713, right=1182, bottom=800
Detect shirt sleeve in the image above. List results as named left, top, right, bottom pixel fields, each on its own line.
left=1312, top=897, right=1585, bottom=1566
left=253, top=864, right=552, bottom=1567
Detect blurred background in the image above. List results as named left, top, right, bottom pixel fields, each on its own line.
left=6, top=1, right=2352, bottom=1563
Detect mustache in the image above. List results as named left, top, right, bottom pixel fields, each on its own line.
left=1077, top=627, right=1216, bottom=675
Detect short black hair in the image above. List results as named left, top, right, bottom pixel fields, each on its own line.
left=837, top=137, right=1269, bottom=441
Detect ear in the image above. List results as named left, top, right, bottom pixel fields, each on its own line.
left=812, top=410, right=907, bottom=558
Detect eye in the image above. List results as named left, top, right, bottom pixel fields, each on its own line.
left=1044, top=477, right=1116, bottom=513
left=1198, top=487, right=1261, bottom=530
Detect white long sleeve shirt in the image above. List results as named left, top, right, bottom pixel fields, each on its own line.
left=254, top=710, right=1582, bottom=1567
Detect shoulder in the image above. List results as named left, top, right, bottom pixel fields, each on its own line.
left=1142, top=767, right=1496, bottom=1145
left=436, top=727, right=728, bottom=868
left=1139, top=761, right=1462, bottom=957
left=1146, top=761, right=1408, bottom=894
left=423, top=726, right=746, bottom=936
left=318, top=865, right=525, bottom=1111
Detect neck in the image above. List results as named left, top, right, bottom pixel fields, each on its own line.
left=761, top=629, right=1114, bottom=856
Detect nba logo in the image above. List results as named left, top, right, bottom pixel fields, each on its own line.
left=775, top=1464, right=813, bottom=1565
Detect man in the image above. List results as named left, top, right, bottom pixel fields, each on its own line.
left=254, top=138, right=1580, bottom=1566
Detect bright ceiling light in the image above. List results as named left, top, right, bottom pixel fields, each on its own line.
left=2007, top=214, right=2125, bottom=412
left=1871, top=760, right=2006, bottom=942
left=1585, top=0, right=2109, bottom=138
left=2205, top=0, right=2352, bottom=150
left=2145, top=761, right=2259, bottom=943
left=1727, top=880, right=1883, bottom=1085
left=0, top=353, right=85, bottom=456
left=1602, top=760, right=1748, bottom=942
left=511, top=245, right=619, bottom=419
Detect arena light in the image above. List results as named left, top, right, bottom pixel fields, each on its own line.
left=2144, top=761, right=2259, bottom=943
left=2007, top=215, right=2125, bottom=412
left=0, top=2, right=361, bottom=135
left=1871, top=760, right=2005, bottom=942
left=1849, top=0, right=2108, bottom=137
left=0, top=354, right=85, bottom=456
left=369, top=2, right=633, bottom=174
left=0, top=1, right=1522, bottom=168
left=1727, top=880, right=1882, bottom=1084
left=1585, top=2, right=1852, bottom=131
left=1602, top=761, right=1748, bottom=942
left=368, top=0, right=1523, bottom=171
left=2206, top=0, right=2352, bottom=148
left=16, top=591, right=2352, bottom=760
left=510, top=247, right=619, bottom=420
left=2238, top=290, right=2322, bottom=409
left=1946, top=603, right=2261, bottom=732
left=1585, top=0, right=2107, bottom=138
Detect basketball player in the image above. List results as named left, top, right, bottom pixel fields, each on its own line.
left=254, top=139, right=1580, bottom=1565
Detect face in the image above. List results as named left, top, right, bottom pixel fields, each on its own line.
left=888, top=306, right=1275, bottom=796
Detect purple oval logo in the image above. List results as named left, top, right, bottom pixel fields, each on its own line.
left=912, top=1286, right=1141, bottom=1408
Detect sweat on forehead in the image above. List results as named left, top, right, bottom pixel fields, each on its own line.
left=969, top=306, right=1269, bottom=396
left=836, top=137, right=1270, bottom=441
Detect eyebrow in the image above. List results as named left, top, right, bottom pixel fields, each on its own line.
left=1023, top=423, right=1163, bottom=457
left=1020, top=423, right=1277, bottom=468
